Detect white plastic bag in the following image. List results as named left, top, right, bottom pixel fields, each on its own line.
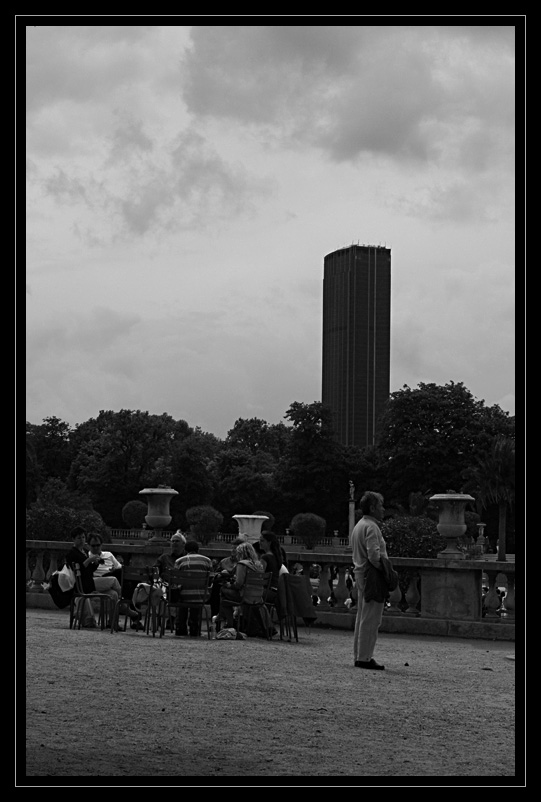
left=57, top=564, right=76, bottom=592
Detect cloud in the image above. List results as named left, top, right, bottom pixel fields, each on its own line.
left=33, top=123, right=270, bottom=241
left=181, top=25, right=515, bottom=172
left=26, top=26, right=156, bottom=116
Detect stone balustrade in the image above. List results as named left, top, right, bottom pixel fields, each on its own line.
left=25, top=540, right=516, bottom=640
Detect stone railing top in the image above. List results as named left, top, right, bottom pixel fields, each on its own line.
left=25, top=540, right=515, bottom=574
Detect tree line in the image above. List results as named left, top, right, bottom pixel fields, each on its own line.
left=26, top=381, right=515, bottom=553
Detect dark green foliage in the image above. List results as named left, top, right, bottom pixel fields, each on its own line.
left=461, top=435, right=515, bottom=560
left=376, top=381, right=514, bottom=509
left=185, top=505, right=223, bottom=545
left=252, top=510, right=275, bottom=531
left=290, top=512, right=327, bottom=549
left=381, top=515, right=446, bottom=601
left=26, top=505, right=108, bottom=542
left=121, top=500, right=148, bottom=529
left=25, top=382, right=516, bottom=551
left=67, top=409, right=192, bottom=526
left=381, top=516, right=445, bottom=559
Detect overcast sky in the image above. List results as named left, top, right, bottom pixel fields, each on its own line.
left=26, top=24, right=516, bottom=439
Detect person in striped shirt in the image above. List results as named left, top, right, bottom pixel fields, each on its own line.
left=174, top=540, right=212, bottom=636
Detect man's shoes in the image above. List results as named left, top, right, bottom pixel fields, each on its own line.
left=175, top=629, right=188, bottom=636
left=355, top=659, right=385, bottom=670
left=130, top=621, right=144, bottom=631
left=82, top=619, right=97, bottom=628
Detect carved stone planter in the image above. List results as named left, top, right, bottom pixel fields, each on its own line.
left=430, top=493, right=475, bottom=559
left=232, top=514, right=269, bottom=545
left=139, top=486, right=179, bottom=542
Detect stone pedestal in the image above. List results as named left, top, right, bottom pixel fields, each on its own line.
left=421, top=567, right=481, bottom=620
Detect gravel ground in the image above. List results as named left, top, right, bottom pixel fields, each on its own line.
left=24, top=609, right=517, bottom=783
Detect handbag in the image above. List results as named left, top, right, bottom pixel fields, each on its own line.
left=57, top=563, right=76, bottom=592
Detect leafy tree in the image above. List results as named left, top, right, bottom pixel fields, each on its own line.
left=26, top=438, right=41, bottom=506
left=376, top=382, right=514, bottom=509
left=212, top=443, right=278, bottom=529
left=26, top=503, right=108, bottom=542
left=277, top=402, right=347, bottom=527
left=26, top=417, right=74, bottom=499
left=121, top=500, right=148, bottom=529
left=168, top=430, right=221, bottom=526
left=461, top=435, right=515, bottom=561
left=290, top=512, right=327, bottom=550
left=35, top=478, right=93, bottom=511
left=68, top=410, right=188, bottom=526
left=252, top=510, right=275, bottom=531
left=226, top=418, right=291, bottom=460
left=185, top=505, right=223, bottom=545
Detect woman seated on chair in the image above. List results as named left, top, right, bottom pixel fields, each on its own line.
left=65, top=526, right=98, bottom=628
left=258, top=531, right=286, bottom=604
left=209, top=535, right=247, bottom=616
left=218, top=542, right=264, bottom=629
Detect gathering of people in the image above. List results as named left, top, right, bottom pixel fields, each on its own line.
left=62, top=524, right=294, bottom=638
left=61, top=493, right=397, bottom=656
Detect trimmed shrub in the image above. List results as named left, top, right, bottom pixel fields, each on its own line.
left=290, top=513, right=327, bottom=550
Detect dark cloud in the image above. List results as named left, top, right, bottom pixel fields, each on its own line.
left=181, top=25, right=515, bottom=171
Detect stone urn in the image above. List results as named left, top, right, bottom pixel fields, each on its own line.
left=232, top=514, right=269, bottom=545
left=429, top=493, right=475, bottom=559
left=139, top=486, right=179, bottom=541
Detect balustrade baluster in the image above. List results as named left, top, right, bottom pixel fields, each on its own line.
left=333, top=565, right=349, bottom=608
left=46, top=551, right=60, bottom=583
left=299, top=561, right=314, bottom=601
left=30, top=548, right=46, bottom=592
left=317, top=563, right=331, bottom=609
left=385, top=581, right=403, bottom=615
left=502, top=575, right=515, bottom=619
left=404, top=576, right=421, bottom=616
left=483, top=570, right=501, bottom=620
left=26, top=551, right=32, bottom=585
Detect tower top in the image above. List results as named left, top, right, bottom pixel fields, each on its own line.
left=327, top=243, right=390, bottom=257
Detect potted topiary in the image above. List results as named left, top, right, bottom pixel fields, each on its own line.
left=290, top=513, right=326, bottom=550
left=185, top=505, right=224, bottom=546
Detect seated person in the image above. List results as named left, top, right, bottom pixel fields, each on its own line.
left=131, top=532, right=187, bottom=626
left=156, top=532, right=186, bottom=574
left=86, top=532, right=142, bottom=629
left=258, top=530, right=284, bottom=603
left=174, top=539, right=213, bottom=637
left=209, top=535, right=247, bottom=615
left=65, top=525, right=97, bottom=628
left=218, top=542, right=264, bottom=629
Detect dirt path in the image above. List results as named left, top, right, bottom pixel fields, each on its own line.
left=24, top=610, right=516, bottom=780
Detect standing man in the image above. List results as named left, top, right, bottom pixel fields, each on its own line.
left=349, top=491, right=388, bottom=670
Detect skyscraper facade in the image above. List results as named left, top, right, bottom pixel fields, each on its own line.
left=322, top=244, right=391, bottom=448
